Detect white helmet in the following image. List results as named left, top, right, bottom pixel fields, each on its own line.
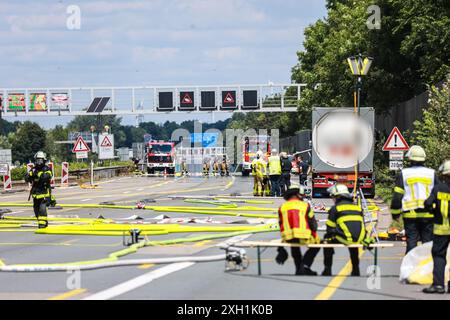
left=34, top=151, right=47, bottom=160
left=406, top=145, right=426, bottom=162
left=439, top=160, right=450, bottom=175
left=327, top=184, right=351, bottom=198
left=256, top=150, right=264, bottom=158
left=271, top=149, right=278, bottom=155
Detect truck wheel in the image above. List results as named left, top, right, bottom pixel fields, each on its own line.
left=147, top=168, right=154, bottom=175
left=242, top=170, right=249, bottom=177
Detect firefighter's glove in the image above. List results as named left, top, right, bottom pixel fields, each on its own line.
left=322, top=232, right=334, bottom=243
left=275, top=247, right=288, bottom=265
left=48, top=195, right=57, bottom=207
left=362, top=236, right=376, bottom=250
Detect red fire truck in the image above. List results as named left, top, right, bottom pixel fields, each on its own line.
left=242, top=136, right=271, bottom=176
left=146, top=141, right=176, bottom=174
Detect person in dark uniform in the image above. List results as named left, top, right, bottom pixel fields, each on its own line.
left=297, top=155, right=310, bottom=186
left=280, top=152, right=292, bottom=195
left=24, top=151, right=55, bottom=228
left=423, top=160, right=450, bottom=294
left=391, top=146, right=439, bottom=254
left=322, top=184, right=371, bottom=276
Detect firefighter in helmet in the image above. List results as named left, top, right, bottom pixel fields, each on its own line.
left=423, top=160, right=450, bottom=294
left=24, top=151, right=55, bottom=228
left=391, top=145, right=439, bottom=254
left=322, top=184, right=373, bottom=276
left=275, top=184, right=320, bottom=275
left=251, top=151, right=266, bottom=196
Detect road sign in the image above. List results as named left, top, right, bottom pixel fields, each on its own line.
left=99, top=134, right=115, bottom=159
left=389, top=151, right=404, bottom=161
left=390, top=160, right=403, bottom=171
left=72, top=136, right=90, bottom=153
left=76, top=151, right=88, bottom=159
left=383, top=127, right=409, bottom=151
left=0, top=164, right=8, bottom=176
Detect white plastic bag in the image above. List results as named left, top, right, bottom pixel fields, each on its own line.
left=399, top=241, right=450, bottom=285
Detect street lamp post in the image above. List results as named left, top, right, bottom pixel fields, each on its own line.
left=347, top=54, right=373, bottom=200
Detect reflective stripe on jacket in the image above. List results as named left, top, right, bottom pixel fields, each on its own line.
left=268, top=156, right=281, bottom=176
left=326, top=200, right=366, bottom=245
left=425, top=182, right=450, bottom=235
left=278, top=199, right=314, bottom=241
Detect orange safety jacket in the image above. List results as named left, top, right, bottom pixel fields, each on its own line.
left=278, top=199, right=316, bottom=242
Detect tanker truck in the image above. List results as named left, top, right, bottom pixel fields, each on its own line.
left=311, top=107, right=375, bottom=198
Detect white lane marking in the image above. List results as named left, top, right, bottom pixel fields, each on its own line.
left=81, top=199, right=92, bottom=202
left=122, top=191, right=131, bottom=194
left=83, top=262, right=194, bottom=300
left=137, top=188, right=144, bottom=191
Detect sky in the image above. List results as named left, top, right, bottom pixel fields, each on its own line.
left=0, top=0, right=327, bottom=128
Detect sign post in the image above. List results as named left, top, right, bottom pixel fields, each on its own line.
left=99, top=134, right=115, bottom=160
left=72, top=136, right=90, bottom=160
left=382, top=127, right=409, bottom=171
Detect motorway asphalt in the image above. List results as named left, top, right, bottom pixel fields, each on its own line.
left=0, top=174, right=448, bottom=300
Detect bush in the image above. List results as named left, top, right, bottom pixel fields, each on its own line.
left=11, top=166, right=27, bottom=181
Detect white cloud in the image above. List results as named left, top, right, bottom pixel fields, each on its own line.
left=204, top=46, right=244, bottom=61
left=131, top=47, right=180, bottom=62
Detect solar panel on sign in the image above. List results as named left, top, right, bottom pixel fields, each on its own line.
left=94, top=97, right=110, bottom=113
left=86, top=98, right=102, bottom=113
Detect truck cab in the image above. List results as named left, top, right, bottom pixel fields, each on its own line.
left=146, top=141, right=176, bottom=174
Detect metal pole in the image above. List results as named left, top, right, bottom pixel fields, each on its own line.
left=90, top=160, right=94, bottom=186
left=257, top=246, right=262, bottom=276
left=356, top=76, right=362, bottom=204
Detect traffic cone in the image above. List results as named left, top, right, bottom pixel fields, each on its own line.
left=164, top=168, right=167, bottom=179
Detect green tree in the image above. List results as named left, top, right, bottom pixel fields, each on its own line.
left=11, top=121, right=47, bottom=163
left=411, top=75, right=450, bottom=170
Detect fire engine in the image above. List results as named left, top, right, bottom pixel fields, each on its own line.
left=241, top=136, right=271, bottom=176
left=145, top=140, right=176, bottom=174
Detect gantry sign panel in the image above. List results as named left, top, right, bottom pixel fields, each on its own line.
left=0, top=84, right=305, bottom=117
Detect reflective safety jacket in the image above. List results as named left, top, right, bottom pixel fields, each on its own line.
left=25, top=165, right=52, bottom=199
left=268, top=156, right=282, bottom=176
left=325, top=199, right=366, bottom=245
left=252, top=158, right=266, bottom=178
left=391, top=165, right=439, bottom=219
left=425, top=181, right=450, bottom=236
left=278, top=198, right=318, bottom=242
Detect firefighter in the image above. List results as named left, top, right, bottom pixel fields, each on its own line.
left=251, top=151, right=265, bottom=196
left=322, top=184, right=371, bottom=276
left=275, top=184, right=320, bottom=275
left=423, top=160, right=450, bottom=294
left=220, top=155, right=229, bottom=177
left=212, top=157, right=220, bottom=176
left=280, top=152, right=292, bottom=195
left=390, top=145, right=439, bottom=254
left=24, top=151, right=55, bottom=229
left=181, top=157, right=189, bottom=176
left=268, top=149, right=282, bottom=197
left=202, top=157, right=210, bottom=176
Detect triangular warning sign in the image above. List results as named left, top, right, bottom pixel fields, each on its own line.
left=72, top=136, right=90, bottom=153
left=100, top=136, right=113, bottom=147
left=181, top=93, right=193, bottom=104
left=382, top=127, right=410, bottom=151
left=224, top=92, right=235, bottom=104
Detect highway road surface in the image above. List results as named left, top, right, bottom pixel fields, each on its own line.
left=0, top=174, right=447, bottom=300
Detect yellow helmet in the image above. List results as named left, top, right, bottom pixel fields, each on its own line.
left=327, top=184, right=351, bottom=198
left=406, top=145, right=426, bottom=162
left=439, top=160, right=450, bottom=175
